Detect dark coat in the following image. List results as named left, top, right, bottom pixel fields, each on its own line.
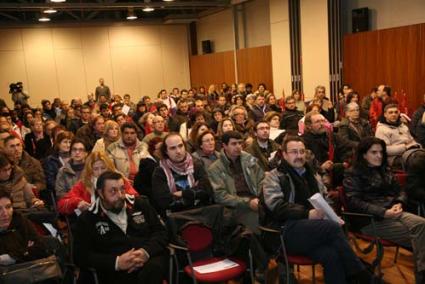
left=74, top=196, right=168, bottom=283
left=151, top=159, right=214, bottom=217
left=280, top=109, right=303, bottom=134
left=245, top=139, right=279, bottom=171
left=18, top=151, right=46, bottom=192
left=303, top=131, right=348, bottom=164
left=24, top=132, right=52, bottom=160
left=343, top=167, right=406, bottom=229
left=133, top=157, right=158, bottom=199
left=75, top=124, right=100, bottom=151
left=0, top=212, right=49, bottom=262
left=250, top=105, right=271, bottom=122
left=410, top=104, right=425, bottom=147
left=42, top=152, right=63, bottom=196
left=337, top=118, right=373, bottom=161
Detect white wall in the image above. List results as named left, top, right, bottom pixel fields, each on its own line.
left=269, top=0, right=291, bottom=98
left=196, top=0, right=271, bottom=54
left=0, top=25, right=190, bottom=108
left=244, top=0, right=271, bottom=48
left=344, top=0, right=425, bottom=32
left=197, top=9, right=234, bottom=53
left=300, top=0, right=330, bottom=100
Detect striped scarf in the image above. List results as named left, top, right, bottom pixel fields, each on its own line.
left=159, top=153, right=195, bottom=193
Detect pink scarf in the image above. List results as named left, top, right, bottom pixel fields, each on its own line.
left=159, top=153, right=195, bottom=193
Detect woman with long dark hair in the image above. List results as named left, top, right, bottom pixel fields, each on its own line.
left=343, top=137, right=425, bottom=283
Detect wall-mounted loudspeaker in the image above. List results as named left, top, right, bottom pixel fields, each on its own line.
left=352, top=7, right=369, bottom=33
left=202, top=40, right=212, bottom=54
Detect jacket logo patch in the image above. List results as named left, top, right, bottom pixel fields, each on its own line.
left=132, top=212, right=145, bottom=224
left=96, top=222, right=110, bottom=235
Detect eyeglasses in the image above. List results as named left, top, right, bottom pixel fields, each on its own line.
left=202, top=138, right=215, bottom=143
left=286, top=149, right=306, bottom=155
left=72, top=147, right=86, bottom=152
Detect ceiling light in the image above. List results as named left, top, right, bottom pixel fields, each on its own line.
left=126, top=8, right=138, bottom=20
left=143, top=7, right=155, bottom=12
left=50, top=0, right=66, bottom=3
left=163, top=0, right=175, bottom=2
left=38, top=16, right=51, bottom=22
left=43, top=8, right=57, bottom=14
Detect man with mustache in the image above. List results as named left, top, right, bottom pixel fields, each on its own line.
left=151, top=133, right=213, bottom=217
left=260, top=136, right=371, bottom=284
left=208, top=131, right=264, bottom=233
left=74, top=171, right=168, bottom=284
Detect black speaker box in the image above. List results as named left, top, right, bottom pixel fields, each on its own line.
left=202, top=40, right=212, bottom=54
left=352, top=7, right=369, bottom=33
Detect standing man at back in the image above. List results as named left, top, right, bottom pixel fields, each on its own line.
left=95, top=78, right=111, bottom=102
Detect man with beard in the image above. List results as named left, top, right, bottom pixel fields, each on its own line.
left=260, top=136, right=371, bottom=284
left=302, top=111, right=349, bottom=187
left=107, top=123, right=147, bottom=184
left=74, top=171, right=168, bottom=284
left=151, top=133, right=213, bottom=217
left=246, top=120, right=279, bottom=171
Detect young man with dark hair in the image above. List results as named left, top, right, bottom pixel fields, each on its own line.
left=246, top=120, right=279, bottom=171
left=74, top=171, right=168, bottom=284
left=3, top=135, right=46, bottom=194
left=151, top=133, right=213, bottom=217
left=107, top=123, right=147, bottom=184
left=208, top=131, right=264, bottom=232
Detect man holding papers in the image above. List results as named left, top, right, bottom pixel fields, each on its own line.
left=260, top=136, right=370, bottom=284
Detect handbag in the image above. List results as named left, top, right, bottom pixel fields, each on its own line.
left=0, top=255, right=62, bottom=284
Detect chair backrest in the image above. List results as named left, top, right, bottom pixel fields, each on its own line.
left=181, top=223, right=213, bottom=252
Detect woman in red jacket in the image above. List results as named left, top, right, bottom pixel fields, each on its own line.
left=57, top=151, right=137, bottom=215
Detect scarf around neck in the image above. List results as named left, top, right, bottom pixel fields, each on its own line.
left=159, top=153, right=195, bottom=193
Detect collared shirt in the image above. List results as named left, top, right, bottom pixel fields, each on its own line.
left=100, top=202, right=128, bottom=234
left=228, top=156, right=253, bottom=198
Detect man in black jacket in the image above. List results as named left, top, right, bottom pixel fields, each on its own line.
left=280, top=96, right=303, bottom=134
left=74, top=171, right=168, bottom=284
left=260, top=136, right=369, bottom=284
left=151, top=133, right=213, bottom=217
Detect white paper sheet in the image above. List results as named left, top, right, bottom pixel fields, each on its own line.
left=122, top=104, right=130, bottom=115
left=193, top=259, right=239, bottom=274
left=308, top=193, right=344, bottom=224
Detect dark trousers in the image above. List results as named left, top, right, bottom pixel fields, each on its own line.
left=98, top=255, right=168, bottom=284
left=284, top=219, right=364, bottom=284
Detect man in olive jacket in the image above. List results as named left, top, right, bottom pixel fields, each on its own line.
left=208, top=131, right=264, bottom=233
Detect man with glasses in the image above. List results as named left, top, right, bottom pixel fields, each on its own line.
left=208, top=131, right=264, bottom=232
left=260, top=136, right=371, bottom=284
left=142, top=115, right=168, bottom=145
left=246, top=120, right=279, bottom=171
left=337, top=102, right=373, bottom=161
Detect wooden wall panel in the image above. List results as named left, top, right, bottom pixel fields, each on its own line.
left=343, top=23, right=424, bottom=112
left=189, top=45, right=273, bottom=93
left=236, top=45, right=273, bottom=92
left=189, top=51, right=236, bottom=88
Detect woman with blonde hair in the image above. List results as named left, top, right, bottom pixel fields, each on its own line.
left=57, top=151, right=137, bottom=216
left=92, top=120, right=120, bottom=152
